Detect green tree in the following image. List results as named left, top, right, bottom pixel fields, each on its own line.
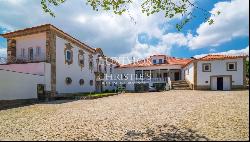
left=41, top=0, right=220, bottom=31
left=246, top=60, right=249, bottom=77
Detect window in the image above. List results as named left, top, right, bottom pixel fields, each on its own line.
left=99, top=65, right=102, bottom=72
left=89, top=61, right=93, bottom=70
left=36, top=47, right=41, bottom=56
left=159, top=59, right=163, bottom=64
left=65, top=77, right=72, bottom=85
left=66, top=50, right=71, bottom=61
left=89, top=54, right=94, bottom=71
left=21, top=48, right=25, bottom=58
left=28, top=48, right=33, bottom=61
left=79, top=54, right=84, bottom=65
left=90, top=80, right=94, bottom=86
left=104, top=62, right=107, bottom=72
left=202, top=63, right=211, bottom=72
left=110, top=64, right=113, bottom=74
left=79, top=79, right=84, bottom=86
left=78, top=50, right=84, bottom=67
left=153, top=59, right=157, bottom=64
left=227, top=62, right=237, bottom=71
left=64, top=43, right=73, bottom=65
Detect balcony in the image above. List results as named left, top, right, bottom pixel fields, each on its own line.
left=94, top=71, right=105, bottom=81
left=5, top=56, right=45, bottom=64
left=135, top=77, right=169, bottom=83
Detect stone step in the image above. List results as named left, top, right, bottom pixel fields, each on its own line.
left=171, top=80, right=191, bottom=90
left=172, top=84, right=189, bottom=87
left=172, top=82, right=189, bottom=85
left=172, top=87, right=192, bottom=90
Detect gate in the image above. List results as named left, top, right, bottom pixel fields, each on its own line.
left=37, top=84, right=45, bottom=100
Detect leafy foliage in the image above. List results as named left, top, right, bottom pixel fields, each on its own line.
left=41, top=0, right=220, bottom=31
left=246, top=60, right=249, bottom=77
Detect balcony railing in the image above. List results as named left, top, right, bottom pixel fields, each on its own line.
left=3, top=56, right=45, bottom=64
left=135, top=77, right=169, bottom=83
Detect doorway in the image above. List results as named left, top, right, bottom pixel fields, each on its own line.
left=217, top=77, right=223, bottom=90
left=95, top=81, right=103, bottom=93
left=174, top=72, right=180, bottom=81
left=163, top=73, right=168, bottom=78
left=37, top=84, right=45, bottom=100
left=28, top=48, right=33, bottom=61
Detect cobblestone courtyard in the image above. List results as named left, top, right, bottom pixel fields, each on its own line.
left=0, top=90, right=249, bottom=141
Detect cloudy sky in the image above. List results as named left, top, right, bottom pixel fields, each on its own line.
left=0, top=0, right=249, bottom=58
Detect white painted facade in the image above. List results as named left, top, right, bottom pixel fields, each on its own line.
left=0, top=70, right=45, bottom=100
left=0, top=27, right=117, bottom=100
left=55, top=36, right=117, bottom=94
left=55, top=36, right=96, bottom=94
left=15, top=33, right=46, bottom=61
left=0, top=25, right=246, bottom=100
left=183, top=63, right=194, bottom=84
left=183, top=58, right=245, bottom=90
left=197, top=58, right=243, bottom=86
left=113, top=64, right=183, bottom=91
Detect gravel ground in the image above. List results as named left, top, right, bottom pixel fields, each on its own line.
left=0, top=90, right=248, bottom=141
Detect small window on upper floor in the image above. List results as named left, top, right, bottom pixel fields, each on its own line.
left=65, top=50, right=73, bottom=65
left=36, top=47, right=41, bottom=56
left=99, top=64, right=102, bottom=72
left=64, top=43, right=73, bottom=65
left=159, top=59, right=163, bottom=64
left=79, top=54, right=84, bottom=65
left=66, top=50, right=71, bottom=61
left=104, top=65, right=107, bottom=73
left=21, top=48, right=25, bottom=58
left=202, top=63, right=211, bottom=72
left=153, top=59, right=157, bottom=64
left=28, top=48, right=34, bottom=61
left=78, top=50, right=84, bottom=68
left=110, top=64, right=113, bottom=74
left=227, top=62, right=237, bottom=71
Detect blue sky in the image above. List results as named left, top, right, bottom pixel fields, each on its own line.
left=0, top=0, right=249, bottom=58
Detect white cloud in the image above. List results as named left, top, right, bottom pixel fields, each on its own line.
left=121, top=32, right=188, bottom=58
left=194, top=46, right=249, bottom=58
left=0, top=0, right=196, bottom=58
left=188, top=0, right=249, bottom=49
left=0, top=0, right=174, bottom=57
left=0, top=48, right=7, bottom=57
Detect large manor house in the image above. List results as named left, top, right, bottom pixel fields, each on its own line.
left=0, top=24, right=247, bottom=100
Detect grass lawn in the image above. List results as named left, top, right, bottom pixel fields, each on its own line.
left=73, top=92, right=117, bottom=98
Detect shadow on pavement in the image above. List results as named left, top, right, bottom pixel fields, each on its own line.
left=122, top=124, right=209, bottom=141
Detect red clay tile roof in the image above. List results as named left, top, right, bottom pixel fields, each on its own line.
left=118, top=56, right=192, bottom=68
left=0, top=24, right=96, bottom=53
left=198, top=54, right=246, bottom=61
left=182, top=54, right=247, bottom=68
left=118, top=54, right=247, bottom=68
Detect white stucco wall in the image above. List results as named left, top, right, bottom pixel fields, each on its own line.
left=15, top=33, right=46, bottom=61
left=183, top=63, right=194, bottom=84
left=44, top=63, right=51, bottom=91
left=197, top=58, right=244, bottom=86
left=114, top=64, right=183, bottom=91
left=55, top=36, right=97, bottom=94
left=102, top=59, right=117, bottom=91
left=0, top=70, right=44, bottom=100
left=114, top=67, right=135, bottom=91
left=151, top=56, right=165, bottom=64
left=0, top=62, right=48, bottom=75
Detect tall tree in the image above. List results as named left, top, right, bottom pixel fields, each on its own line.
left=41, top=0, right=220, bottom=31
